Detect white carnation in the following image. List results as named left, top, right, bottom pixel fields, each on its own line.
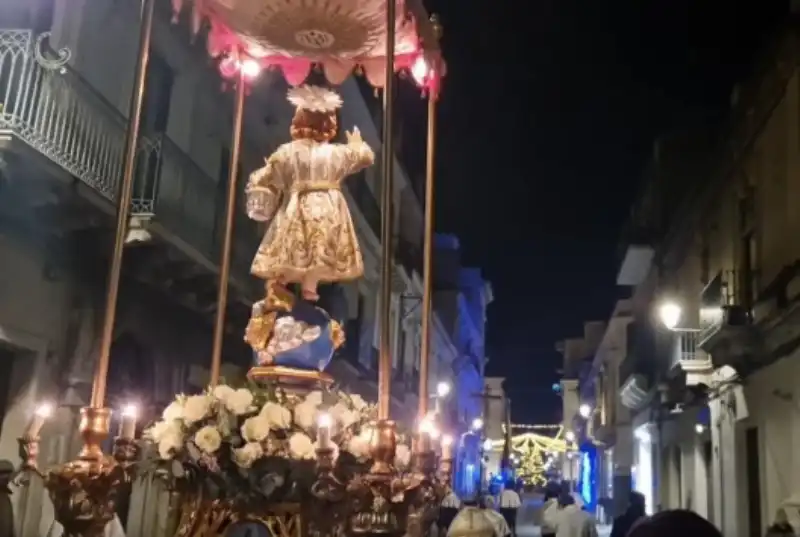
left=349, top=394, right=368, bottom=411
left=288, top=432, right=315, bottom=460
left=194, top=425, right=222, bottom=453
left=241, top=415, right=271, bottom=443
left=225, top=388, right=254, bottom=415
left=183, top=395, right=212, bottom=424
left=162, top=400, right=184, bottom=422
left=293, top=401, right=317, bottom=431
left=212, top=385, right=235, bottom=402
left=233, top=442, right=263, bottom=468
left=331, top=402, right=358, bottom=430
left=158, top=429, right=183, bottom=459
left=346, top=430, right=373, bottom=461
left=147, top=420, right=181, bottom=443
left=395, top=444, right=411, bottom=468
left=305, top=391, right=323, bottom=407
left=261, top=402, right=292, bottom=430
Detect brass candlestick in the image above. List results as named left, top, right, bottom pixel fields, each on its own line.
left=18, top=408, right=139, bottom=537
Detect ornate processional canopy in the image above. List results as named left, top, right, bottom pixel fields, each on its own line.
left=171, top=0, right=444, bottom=91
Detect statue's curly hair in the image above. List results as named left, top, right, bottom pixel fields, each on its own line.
left=290, top=108, right=338, bottom=143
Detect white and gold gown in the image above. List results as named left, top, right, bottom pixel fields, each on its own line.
left=246, top=137, right=374, bottom=291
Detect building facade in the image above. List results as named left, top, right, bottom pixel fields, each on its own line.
left=557, top=321, right=605, bottom=499
left=0, top=1, right=467, bottom=535
left=610, top=19, right=800, bottom=537
left=431, top=235, right=492, bottom=498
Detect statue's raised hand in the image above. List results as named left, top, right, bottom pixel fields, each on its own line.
left=346, top=127, right=363, bottom=144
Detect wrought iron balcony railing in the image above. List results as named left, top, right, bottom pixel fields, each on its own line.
left=0, top=29, right=258, bottom=288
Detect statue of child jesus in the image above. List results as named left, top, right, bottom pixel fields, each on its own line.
left=245, top=85, right=374, bottom=301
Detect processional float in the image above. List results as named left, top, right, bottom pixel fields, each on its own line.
left=15, top=0, right=448, bottom=535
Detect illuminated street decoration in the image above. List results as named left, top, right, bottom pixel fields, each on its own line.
left=484, top=425, right=572, bottom=486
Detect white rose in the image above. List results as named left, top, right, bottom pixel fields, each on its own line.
left=346, top=430, right=373, bottom=461
left=162, top=401, right=184, bottom=422
left=304, top=391, right=323, bottom=406
left=158, top=430, right=183, bottom=460
left=212, top=385, right=235, bottom=402
left=146, top=420, right=178, bottom=443
left=395, top=444, right=411, bottom=468
left=331, top=403, right=358, bottom=430
left=183, top=395, right=212, bottom=424
left=260, top=402, right=292, bottom=430
left=194, top=425, right=222, bottom=453
left=233, top=442, right=263, bottom=468
left=293, top=401, right=317, bottom=431
left=288, top=432, right=315, bottom=460
left=226, top=388, right=254, bottom=415
left=241, top=415, right=271, bottom=443
left=349, top=394, right=368, bottom=411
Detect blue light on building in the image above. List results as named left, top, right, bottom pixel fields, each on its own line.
left=579, top=446, right=597, bottom=510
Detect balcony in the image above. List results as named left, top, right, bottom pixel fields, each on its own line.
left=668, top=329, right=713, bottom=386
left=618, top=321, right=657, bottom=410
left=0, top=30, right=258, bottom=296
left=697, top=271, right=762, bottom=370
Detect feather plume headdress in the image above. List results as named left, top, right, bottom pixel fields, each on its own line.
left=287, top=85, right=343, bottom=113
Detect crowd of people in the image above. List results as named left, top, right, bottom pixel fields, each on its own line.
left=441, top=481, right=740, bottom=537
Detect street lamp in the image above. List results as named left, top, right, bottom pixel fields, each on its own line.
left=471, top=417, right=484, bottom=431
left=578, top=404, right=592, bottom=419
left=658, top=301, right=682, bottom=330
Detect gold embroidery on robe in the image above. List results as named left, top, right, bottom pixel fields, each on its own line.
left=245, top=138, right=374, bottom=285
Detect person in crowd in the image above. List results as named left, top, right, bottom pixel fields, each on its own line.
left=626, top=510, right=722, bottom=537
left=499, top=480, right=522, bottom=537
left=541, top=487, right=561, bottom=537
left=447, top=496, right=496, bottom=537
left=553, top=493, right=598, bottom=537
left=765, top=507, right=796, bottom=537
left=610, top=491, right=647, bottom=537
left=438, top=488, right=462, bottom=536
left=0, top=461, right=13, bottom=537
left=482, top=495, right=512, bottom=537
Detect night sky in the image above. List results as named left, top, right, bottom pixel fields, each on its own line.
left=401, top=0, right=790, bottom=424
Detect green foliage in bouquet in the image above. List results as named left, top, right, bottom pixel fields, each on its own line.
left=137, top=381, right=412, bottom=509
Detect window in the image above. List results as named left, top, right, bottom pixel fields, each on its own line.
left=136, top=52, right=174, bottom=202
left=738, top=186, right=759, bottom=309
left=700, top=236, right=710, bottom=286
left=142, top=52, right=174, bottom=134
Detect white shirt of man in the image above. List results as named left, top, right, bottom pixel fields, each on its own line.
left=499, top=489, right=522, bottom=509
left=553, top=505, right=597, bottom=537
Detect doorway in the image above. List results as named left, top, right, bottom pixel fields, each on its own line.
left=745, top=427, right=761, bottom=537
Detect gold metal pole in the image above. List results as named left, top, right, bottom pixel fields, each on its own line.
left=209, top=68, right=246, bottom=387
left=417, top=93, right=436, bottom=421
left=377, top=0, right=397, bottom=420
left=90, top=0, right=155, bottom=409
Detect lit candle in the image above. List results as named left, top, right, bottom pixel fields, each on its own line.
left=317, top=412, right=332, bottom=449
left=119, top=404, right=138, bottom=440
left=418, top=417, right=438, bottom=451
left=26, top=402, right=53, bottom=438
left=441, top=434, right=454, bottom=460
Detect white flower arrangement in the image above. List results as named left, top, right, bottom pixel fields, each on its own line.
left=140, top=384, right=412, bottom=504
